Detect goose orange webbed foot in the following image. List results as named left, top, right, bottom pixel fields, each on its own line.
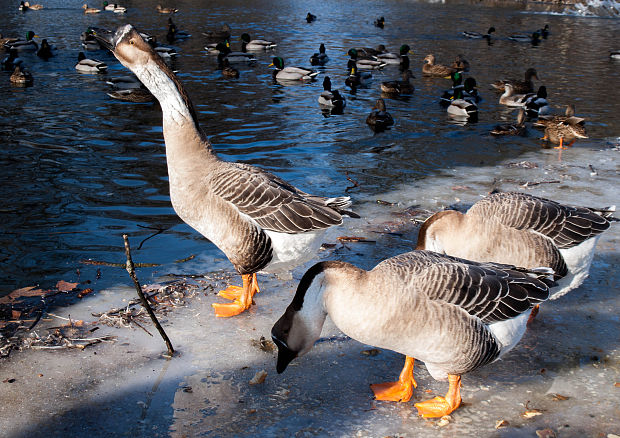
left=371, top=356, right=417, bottom=402
left=212, top=273, right=260, bottom=317
left=414, top=374, right=462, bottom=418
left=212, top=301, right=249, bottom=317
left=217, top=285, right=244, bottom=300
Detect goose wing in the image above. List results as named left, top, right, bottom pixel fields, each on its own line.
left=467, top=192, right=612, bottom=249
left=379, top=251, right=551, bottom=323
left=210, top=162, right=349, bottom=233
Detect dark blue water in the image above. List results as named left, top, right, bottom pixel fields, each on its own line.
left=1, top=0, right=619, bottom=297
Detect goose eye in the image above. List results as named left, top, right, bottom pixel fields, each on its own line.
left=130, top=40, right=135, bottom=45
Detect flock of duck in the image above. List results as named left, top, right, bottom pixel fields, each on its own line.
left=2, top=7, right=617, bottom=420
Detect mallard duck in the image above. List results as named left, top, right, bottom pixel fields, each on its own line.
left=10, top=66, right=33, bottom=86
left=272, top=250, right=554, bottom=418
left=103, top=2, right=125, bottom=12
left=24, top=2, right=44, bottom=10
left=19, top=1, right=28, bottom=11
left=107, top=88, right=154, bottom=102
left=309, top=43, right=329, bottom=66
left=217, top=55, right=239, bottom=78
left=36, top=39, right=53, bottom=59
left=492, top=68, right=538, bottom=94
left=416, top=191, right=615, bottom=300
left=462, top=26, right=495, bottom=40
left=447, top=88, right=478, bottom=120
left=2, top=48, right=23, bottom=71
left=94, top=24, right=358, bottom=318
left=156, top=4, right=177, bottom=13
left=490, top=109, right=526, bottom=136
left=374, top=16, right=385, bottom=28
left=450, top=54, right=469, bottom=72
left=75, top=52, right=107, bottom=73
left=83, top=4, right=100, bottom=13
left=366, top=98, right=394, bottom=132
left=422, top=54, right=456, bottom=77
left=348, top=48, right=386, bottom=70
left=610, top=51, right=620, bottom=60
left=524, top=86, right=550, bottom=118
left=534, top=104, right=575, bottom=127
left=270, top=56, right=317, bottom=81
left=539, top=24, right=550, bottom=38
left=202, top=24, right=231, bottom=43
left=241, top=33, right=276, bottom=51
left=318, top=76, right=345, bottom=111
left=216, top=42, right=256, bottom=64
left=344, top=59, right=372, bottom=88
left=463, top=77, right=481, bottom=103
left=439, top=71, right=464, bottom=106
left=167, top=23, right=190, bottom=43
left=375, top=44, right=412, bottom=69
left=6, top=31, right=38, bottom=52
left=540, top=109, right=587, bottom=149
left=509, top=31, right=541, bottom=45
left=381, top=70, right=414, bottom=96
left=154, top=45, right=178, bottom=60
left=499, top=84, right=530, bottom=107
left=306, top=12, right=317, bottom=23
left=0, top=33, right=19, bottom=47
left=106, top=74, right=142, bottom=89
left=356, top=45, right=387, bottom=57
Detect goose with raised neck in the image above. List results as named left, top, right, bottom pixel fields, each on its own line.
left=272, top=251, right=554, bottom=418
left=94, top=24, right=358, bottom=317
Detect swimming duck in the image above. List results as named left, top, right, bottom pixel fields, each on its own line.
left=450, top=54, right=470, bottom=72
left=83, top=4, right=101, bottom=13
left=463, top=77, right=481, bottom=103
left=94, top=24, right=357, bottom=317
left=24, top=1, right=44, bottom=10
left=371, top=45, right=403, bottom=65
left=106, top=74, right=142, bottom=89
left=309, top=43, right=329, bottom=66
left=0, top=33, right=19, bottom=47
left=344, top=60, right=372, bottom=88
left=10, top=66, right=33, bottom=86
left=2, top=49, right=23, bottom=71
left=202, top=24, right=231, bottom=43
left=272, top=250, right=553, bottom=418
left=523, top=86, right=550, bottom=118
left=75, top=52, right=108, bottom=73
left=347, top=48, right=387, bottom=70
left=241, top=33, right=276, bottom=51
left=217, top=42, right=257, bottom=64
left=610, top=51, right=620, bottom=60
left=6, top=31, right=38, bottom=52
left=539, top=24, right=550, bottom=38
left=36, top=39, right=53, bottom=59
left=217, top=54, right=239, bottom=78
left=492, top=68, right=538, bottom=94
left=447, top=88, right=478, bottom=120
left=366, top=98, right=394, bottom=132
left=154, top=45, right=178, bottom=61
left=356, top=45, right=387, bottom=58
left=374, top=16, right=385, bottom=28
left=509, top=31, right=541, bottom=45
left=490, top=109, right=526, bottom=136
left=306, top=12, right=317, bottom=23
left=416, top=191, right=615, bottom=300
left=499, top=84, right=530, bottom=107
left=270, top=56, right=318, bottom=81
left=156, top=4, right=177, bottom=13
left=107, top=88, right=155, bottom=103
left=19, top=1, right=28, bottom=11
left=462, top=26, right=495, bottom=40
left=422, top=54, right=456, bottom=77
left=318, top=77, right=345, bottom=112
left=439, top=71, right=464, bottom=106
left=167, top=23, right=191, bottom=43
left=103, top=2, right=125, bottom=12
left=381, top=70, right=414, bottom=96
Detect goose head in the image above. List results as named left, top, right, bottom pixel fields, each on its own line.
left=415, top=209, right=462, bottom=252
left=271, top=263, right=330, bottom=373
left=93, top=25, right=159, bottom=71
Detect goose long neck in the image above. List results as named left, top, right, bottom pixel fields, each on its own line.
left=134, top=58, right=217, bottom=162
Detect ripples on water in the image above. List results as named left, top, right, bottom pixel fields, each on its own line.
left=0, top=0, right=619, bottom=297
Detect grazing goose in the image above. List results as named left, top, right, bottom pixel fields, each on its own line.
left=366, top=98, right=394, bottom=132
left=309, top=43, right=329, bottom=66
left=83, top=4, right=101, bottom=13
left=374, top=16, right=385, bottom=28
left=499, top=84, right=530, bottom=107
left=216, top=42, right=257, bottom=64
left=306, top=12, right=317, bottom=23
left=492, top=68, right=538, bottom=93
left=490, top=108, right=526, bottom=136
left=344, top=59, right=372, bottom=88
left=217, top=55, right=239, bottom=78
left=462, top=26, right=495, bottom=40
left=156, top=4, right=177, bottom=13
left=2, top=49, right=23, bottom=71
left=524, top=86, right=550, bottom=118
left=107, top=88, right=155, bottom=102
left=10, top=66, right=33, bottom=86
left=318, top=76, right=345, bottom=111
left=94, top=24, right=357, bottom=317
left=6, top=31, right=38, bottom=52
left=270, top=56, right=318, bottom=81
left=36, top=39, right=53, bottom=59
left=75, top=52, right=107, bottom=73
left=447, top=88, right=478, bottom=120
left=347, top=48, right=387, bottom=70
left=422, top=54, right=456, bottom=77
left=241, top=33, right=276, bottom=51
left=381, top=70, right=414, bottom=96
left=272, top=251, right=553, bottom=418
left=416, top=191, right=615, bottom=300
left=450, top=54, right=470, bottom=72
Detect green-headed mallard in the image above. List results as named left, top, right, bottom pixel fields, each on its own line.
left=217, top=42, right=256, bottom=64
left=241, top=33, right=276, bottom=51
left=447, top=88, right=478, bottom=120
left=344, top=59, right=372, bottom=88
left=75, top=52, right=107, bottom=73
left=524, top=86, right=550, bottom=118
left=348, top=48, right=387, bottom=70
left=6, top=31, right=38, bottom=52
left=462, top=26, right=495, bottom=40
left=422, top=54, right=456, bottom=77
left=270, top=56, right=317, bottom=81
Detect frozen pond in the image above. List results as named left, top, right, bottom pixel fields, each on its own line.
left=0, top=0, right=619, bottom=436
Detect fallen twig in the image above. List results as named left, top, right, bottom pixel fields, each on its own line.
left=520, top=179, right=561, bottom=188
left=345, top=172, right=360, bottom=193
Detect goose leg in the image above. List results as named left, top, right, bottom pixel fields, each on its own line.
left=217, top=273, right=261, bottom=300
left=212, top=273, right=260, bottom=317
left=370, top=356, right=416, bottom=402
left=414, top=374, right=462, bottom=418
left=527, top=304, right=540, bottom=324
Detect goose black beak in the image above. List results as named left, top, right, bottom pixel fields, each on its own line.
left=272, top=335, right=297, bottom=374
left=91, top=27, right=117, bottom=51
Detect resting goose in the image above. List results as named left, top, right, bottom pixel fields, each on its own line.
left=318, top=76, right=345, bottom=111
left=241, top=33, right=276, bottom=51
left=75, top=52, right=108, bottom=73
left=416, top=191, right=616, bottom=300
left=490, top=108, right=526, bottom=136
left=309, top=43, right=329, bottom=66
left=366, top=98, right=394, bottom=132
left=272, top=250, right=553, bottom=418
left=270, top=56, right=318, bottom=81
left=422, top=54, right=456, bottom=77
left=492, top=68, right=538, bottom=94
left=94, top=24, right=356, bottom=317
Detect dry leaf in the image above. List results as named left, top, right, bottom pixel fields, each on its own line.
left=361, top=349, right=380, bottom=356
left=56, top=281, right=79, bottom=292
left=495, top=420, right=509, bottom=429
left=0, top=286, right=46, bottom=304
left=614, top=382, right=620, bottom=387
left=437, top=415, right=451, bottom=427
left=11, top=310, right=22, bottom=320
left=550, top=393, right=569, bottom=401
left=77, top=288, right=94, bottom=299
left=249, top=370, right=267, bottom=385
left=522, top=409, right=543, bottom=418
left=536, top=428, right=556, bottom=438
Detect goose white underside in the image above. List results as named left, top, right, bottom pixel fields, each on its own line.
left=553, top=236, right=601, bottom=299
left=262, top=229, right=325, bottom=278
